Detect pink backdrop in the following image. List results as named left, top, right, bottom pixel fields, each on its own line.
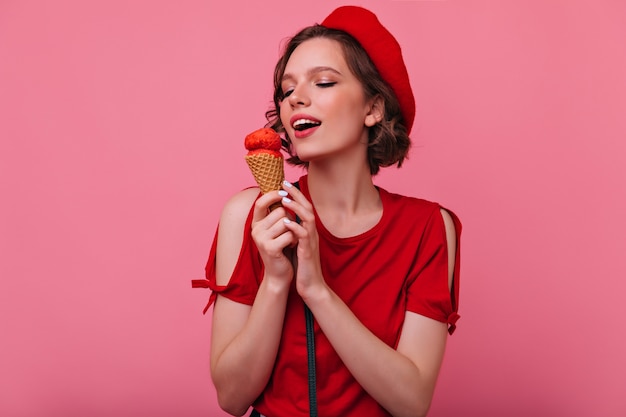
left=1, top=0, right=625, bottom=416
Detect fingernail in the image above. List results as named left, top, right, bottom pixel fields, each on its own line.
left=283, top=180, right=293, bottom=188
left=278, top=190, right=288, bottom=197
left=282, top=197, right=292, bottom=204
left=283, top=218, right=291, bottom=224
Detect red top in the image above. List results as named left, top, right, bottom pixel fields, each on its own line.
left=192, top=175, right=461, bottom=417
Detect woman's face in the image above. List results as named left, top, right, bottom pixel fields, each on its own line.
left=279, top=37, right=379, bottom=165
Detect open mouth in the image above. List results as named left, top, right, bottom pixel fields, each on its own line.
left=292, top=119, right=321, bottom=131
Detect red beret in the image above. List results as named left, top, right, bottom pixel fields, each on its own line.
left=322, top=6, right=416, bottom=134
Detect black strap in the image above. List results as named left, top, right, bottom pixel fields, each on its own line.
left=292, top=182, right=317, bottom=417
left=304, top=304, right=317, bottom=417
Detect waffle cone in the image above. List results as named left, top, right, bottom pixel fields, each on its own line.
left=245, top=153, right=284, bottom=194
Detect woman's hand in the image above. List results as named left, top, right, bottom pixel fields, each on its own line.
left=250, top=190, right=297, bottom=285
left=279, top=181, right=327, bottom=301
left=210, top=188, right=294, bottom=415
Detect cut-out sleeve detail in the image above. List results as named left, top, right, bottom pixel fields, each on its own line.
left=191, top=202, right=262, bottom=314
left=447, top=208, right=462, bottom=335
left=406, top=205, right=462, bottom=335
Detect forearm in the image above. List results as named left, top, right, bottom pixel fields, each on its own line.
left=304, top=287, right=440, bottom=417
left=211, top=277, right=289, bottom=416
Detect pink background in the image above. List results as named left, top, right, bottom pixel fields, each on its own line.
left=1, top=0, right=625, bottom=416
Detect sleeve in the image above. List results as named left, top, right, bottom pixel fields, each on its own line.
left=191, top=203, right=263, bottom=314
left=405, top=205, right=462, bottom=335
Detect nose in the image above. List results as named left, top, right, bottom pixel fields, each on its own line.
left=287, top=85, right=310, bottom=107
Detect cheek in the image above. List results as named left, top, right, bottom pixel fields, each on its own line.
left=326, top=93, right=362, bottom=117
left=334, top=99, right=366, bottom=126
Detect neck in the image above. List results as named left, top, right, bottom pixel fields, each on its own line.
left=306, top=159, right=379, bottom=215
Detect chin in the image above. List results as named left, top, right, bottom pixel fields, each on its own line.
left=292, top=151, right=321, bottom=164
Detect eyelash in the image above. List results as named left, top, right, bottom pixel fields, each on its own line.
left=282, top=82, right=337, bottom=98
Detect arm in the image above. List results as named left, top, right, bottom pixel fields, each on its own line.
left=282, top=185, right=457, bottom=417
left=209, top=188, right=295, bottom=416
left=306, top=295, right=448, bottom=417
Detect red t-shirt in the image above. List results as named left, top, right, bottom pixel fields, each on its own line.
left=192, top=175, right=461, bottom=417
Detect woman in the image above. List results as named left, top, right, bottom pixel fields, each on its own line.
left=193, top=6, right=461, bottom=417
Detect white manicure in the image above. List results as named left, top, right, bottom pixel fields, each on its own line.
left=278, top=190, right=288, bottom=197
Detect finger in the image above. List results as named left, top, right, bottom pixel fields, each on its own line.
left=253, top=210, right=295, bottom=241
left=255, top=221, right=296, bottom=256
left=252, top=191, right=285, bottom=222
left=272, top=230, right=297, bottom=253
left=282, top=218, right=311, bottom=248
left=279, top=193, right=314, bottom=226
left=274, top=190, right=296, bottom=222
left=252, top=207, right=288, bottom=235
left=257, top=231, right=296, bottom=257
left=264, top=214, right=293, bottom=239
left=282, top=181, right=313, bottom=211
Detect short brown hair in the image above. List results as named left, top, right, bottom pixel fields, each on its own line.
left=265, top=25, right=411, bottom=175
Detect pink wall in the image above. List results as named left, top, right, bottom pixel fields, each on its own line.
left=1, top=0, right=625, bottom=416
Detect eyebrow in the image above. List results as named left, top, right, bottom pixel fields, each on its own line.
left=281, top=66, right=342, bottom=82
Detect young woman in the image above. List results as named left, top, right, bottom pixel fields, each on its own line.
left=193, top=6, right=462, bottom=417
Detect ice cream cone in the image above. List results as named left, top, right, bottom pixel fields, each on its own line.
left=244, top=128, right=285, bottom=210
left=244, top=152, right=284, bottom=194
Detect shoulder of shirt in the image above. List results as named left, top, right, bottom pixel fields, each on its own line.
left=380, top=187, right=441, bottom=214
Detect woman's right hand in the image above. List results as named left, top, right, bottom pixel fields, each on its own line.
left=251, top=190, right=296, bottom=284
left=210, top=188, right=294, bottom=415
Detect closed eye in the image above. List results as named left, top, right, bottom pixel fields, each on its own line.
left=317, top=82, right=336, bottom=88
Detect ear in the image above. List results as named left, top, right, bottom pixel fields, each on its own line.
left=364, top=95, right=384, bottom=127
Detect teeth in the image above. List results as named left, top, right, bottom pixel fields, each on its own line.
left=292, top=119, right=320, bottom=128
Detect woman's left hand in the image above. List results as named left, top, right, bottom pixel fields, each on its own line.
left=279, top=181, right=327, bottom=301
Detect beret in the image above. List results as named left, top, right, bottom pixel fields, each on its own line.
left=321, top=6, right=416, bottom=134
